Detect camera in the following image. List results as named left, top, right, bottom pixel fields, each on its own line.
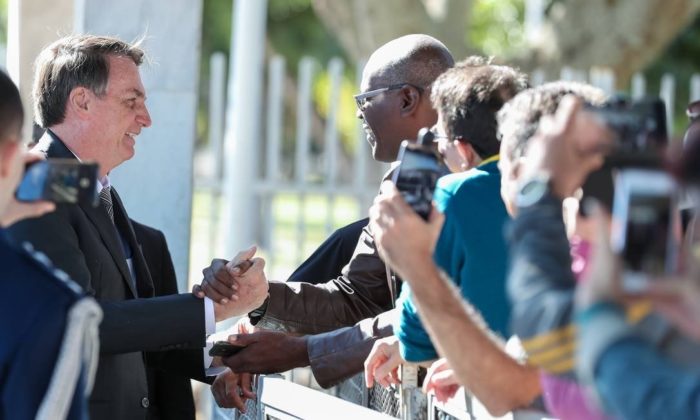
left=580, top=97, right=668, bottom=215
left=392, top=128, right=450, bottom=220
left=15, top=159, right=99, bottom=206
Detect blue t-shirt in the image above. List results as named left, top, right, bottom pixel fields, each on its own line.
left=395, top=160, right=511, bottom=362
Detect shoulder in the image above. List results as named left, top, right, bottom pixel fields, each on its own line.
left=436, top=163, right=502, bottom=209
left=0, top=235, right=83, bottom=307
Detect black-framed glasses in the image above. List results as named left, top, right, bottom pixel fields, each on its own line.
left=354, top=83, right=423, bottom=111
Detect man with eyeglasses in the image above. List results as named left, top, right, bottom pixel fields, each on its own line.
left=366, top=58, right=540, bottom=415
left=201, top=35, right=455, bottom=408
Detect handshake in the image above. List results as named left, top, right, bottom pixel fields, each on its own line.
left=192, top=246, right=270, bottom=322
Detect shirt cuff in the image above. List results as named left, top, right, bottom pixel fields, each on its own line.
left=202, top=298, right=217, bottom=373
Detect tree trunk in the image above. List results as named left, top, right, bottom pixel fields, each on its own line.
left=510, top=0, right=700, bottom=84
left=312, top=0, right=700, bottom=85
left=311, top=0, right=472, bottom=61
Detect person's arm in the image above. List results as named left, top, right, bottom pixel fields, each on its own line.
left=256, top=225, right=393, bottom=334
left=368, top=184, right=540, bottom=415
left=577, top=303, right=700, bottom=420
left=400, top=259, right=541, bottom=416
left=307, top=309, right=397, bottom=388
left=507, top=192, right=579, bottom=375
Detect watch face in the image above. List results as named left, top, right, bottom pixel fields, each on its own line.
left=517, top=176, right=550, bottom=208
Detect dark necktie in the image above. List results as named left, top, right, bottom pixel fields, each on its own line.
left=99, top=186, right=114, bottom=223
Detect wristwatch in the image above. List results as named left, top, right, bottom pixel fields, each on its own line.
left=516, top=172, right=552, bottom=208
left=248, top=295, right=269, bottom=325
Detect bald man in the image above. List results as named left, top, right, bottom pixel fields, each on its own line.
left=201, top=35, right=454, bottom=397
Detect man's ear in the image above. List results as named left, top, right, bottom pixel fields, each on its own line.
left=68, top=87, right=91, bottom=117
left=399, top=86, right=421, bottom=117
left=455, top=141, right=477, bottom=170
left=0, top=141, right=19, bottom=179
left=512, top=156, right=525, bottom=181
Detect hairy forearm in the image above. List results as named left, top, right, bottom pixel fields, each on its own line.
left=406, top=263, right=540, bottom=415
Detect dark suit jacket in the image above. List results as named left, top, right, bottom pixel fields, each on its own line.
left=132, top=221, right=197, bottom=420
left=8, top=132, right=206, bottom=420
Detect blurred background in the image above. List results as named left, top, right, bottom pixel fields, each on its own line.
left=1, top=0, right=700, bottom=417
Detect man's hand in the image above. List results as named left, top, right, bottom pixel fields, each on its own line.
left=364, top=336, right=403, bottom=388
left=423, top=358, right=460, bottom=403
left=521, top=95, right=613, bottom=200
left=368, top=181, right=444, bottom=283
left=221, top=331, right=309, bottom=374
left=210, top=368, right=255, bottom=411
left=212, top=255, right=269, bottom=322
left=1, top=151, right=55, bottom=227
left=193, top=246, right=257, bottom=303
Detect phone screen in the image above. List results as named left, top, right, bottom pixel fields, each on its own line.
left=15, top=160, right=98, bottom=205
left=623, top=194, right=672, bottom=275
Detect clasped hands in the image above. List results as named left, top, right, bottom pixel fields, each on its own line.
left=193, top=245, right=269, bottom=322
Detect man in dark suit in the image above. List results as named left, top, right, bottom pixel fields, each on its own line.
left=8, top=35, right=269, bottom=419
left=133, top=220, right=198, bottom=420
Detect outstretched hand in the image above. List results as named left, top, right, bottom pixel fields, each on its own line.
left=1, top=151, right=55, bottom=227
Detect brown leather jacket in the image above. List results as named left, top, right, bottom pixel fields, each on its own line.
left=256, top=223, right=395, bottom=335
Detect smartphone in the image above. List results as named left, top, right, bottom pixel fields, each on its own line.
left=15, top=159, right=99, bottom=206
left=392, top=129, right=450, bottom=220
left=610, top=169, right=681, bottom=292
left=209, top=341, right=247, bottom=358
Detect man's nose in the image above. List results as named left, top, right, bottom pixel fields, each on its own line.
left=356, top=108, right=364, bottom=120
left=138, top=104, right=152, bottom=128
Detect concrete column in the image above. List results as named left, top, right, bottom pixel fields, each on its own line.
left=219, top=0, right=268, bottom=258
left=77, top=0, right=203, bottom=291
left=6, top=0, right=74, bottom=142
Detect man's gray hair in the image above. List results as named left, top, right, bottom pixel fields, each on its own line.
left=498, top=81, right=607, bottom=161
left=33, top=34, right=145, bottom=128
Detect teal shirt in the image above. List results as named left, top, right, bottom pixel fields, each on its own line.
left=395, top=160, right=511, bottom=362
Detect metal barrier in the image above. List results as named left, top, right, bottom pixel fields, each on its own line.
left=233, top=374, right=395, bottom=420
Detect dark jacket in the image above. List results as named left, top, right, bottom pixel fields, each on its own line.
left=8, top=133, right=206, bottom=420
left=256, top=214, right=396, bottom=388
left=258, top=222, right=394, bottom=335
left=0, top=229, right=91, bottom=420
left=133, top=221, right=197, bottom=420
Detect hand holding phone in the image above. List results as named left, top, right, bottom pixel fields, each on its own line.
left=15, top=159, right=98, bottom=206
left=209, top=341, right=247, bottom=358
left=392, top=128, right=449, bottom=220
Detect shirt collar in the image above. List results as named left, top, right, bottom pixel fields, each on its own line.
left=478, top=154, right=500, bottom=167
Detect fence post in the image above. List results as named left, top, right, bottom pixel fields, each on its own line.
left=295, top=57, right=315, bottom=263
left=324, top=57, right=344, bottom=235
left=660, top=73, right=676, bottom=137
left=631, top=73, right=646, bottom=100
left=263, top=56, right=286, bottom=268
left=220, top=0, right=268, bottom=258
left=690, top=73, right=700, bottom=102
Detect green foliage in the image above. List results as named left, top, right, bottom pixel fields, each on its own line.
left=641, top=14, right=700, bottom=136
left=0, top=0, right=7, bottom=44
left=469, top=0, right=526, bottom=58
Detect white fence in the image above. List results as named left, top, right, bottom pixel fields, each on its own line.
left=194, top=53, right=700, bottom=280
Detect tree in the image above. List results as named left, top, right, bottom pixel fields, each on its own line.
left=311, top=0, right=700, bottom=84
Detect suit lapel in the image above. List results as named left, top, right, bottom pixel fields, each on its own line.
left=112, top=190, right=155, bottom=298
left=36, top=132, right=140, bottom=298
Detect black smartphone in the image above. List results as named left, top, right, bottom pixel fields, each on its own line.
left=392, top=128, right=450, bottom=220
left=611, top=169, right=681, bottom=292
left=15, top=159, right=99, bottom=206
left=209, top=341, right=247, bottom=358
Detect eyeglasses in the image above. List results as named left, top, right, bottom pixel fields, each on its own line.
left=354, top=83, right=423, bottom=111
left=688, top=101, right=700, bottom=121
